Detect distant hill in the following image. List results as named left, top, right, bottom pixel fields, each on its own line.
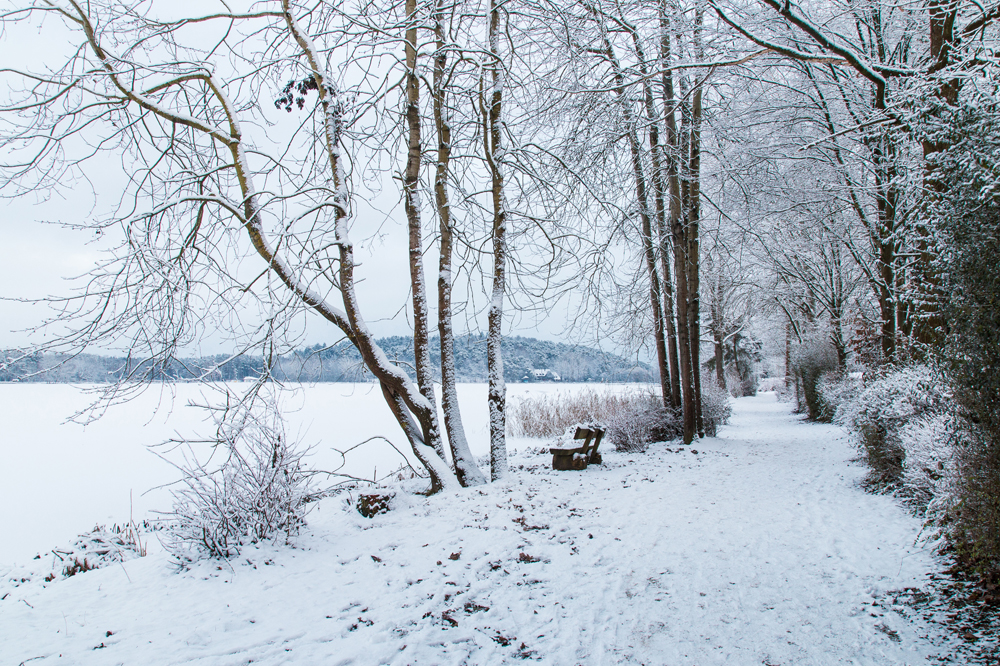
left=0, top=335, right=652, bottom=384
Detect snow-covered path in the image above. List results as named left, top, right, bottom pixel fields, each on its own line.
left=1, top=393, right=942, bottom=665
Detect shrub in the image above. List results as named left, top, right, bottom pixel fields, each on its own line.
left=924, top=100, right=1000, bottom=579
left=839, top=365, right=949, bottom=493
left=507, top=388, right=681, bottom=451
left=950, top=428, right=1000, bottom=577
left=791, top=339, right=839, bottom=420
left=816, top=372, right=862, bottom=424
left=604, top=395, right=680, bottom=452
left=898, top=411, right=960, bottom=512
left=700, top=372, right=732, bottom=437
left=161, top=396, right=313, bottom=561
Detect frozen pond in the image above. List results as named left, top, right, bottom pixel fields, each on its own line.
left=0, top=381, right=646, bottom=564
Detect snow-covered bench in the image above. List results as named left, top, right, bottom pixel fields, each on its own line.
left=550, top=425, right=605, bottom=470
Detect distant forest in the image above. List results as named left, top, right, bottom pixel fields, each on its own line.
left=0, top=335, right=653, bottom=385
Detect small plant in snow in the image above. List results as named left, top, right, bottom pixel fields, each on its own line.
left=160, top=394, right=313, bottom=561
left=605, top=394, right=680, bottom=452
left=63, top=557, right=95, bottom=577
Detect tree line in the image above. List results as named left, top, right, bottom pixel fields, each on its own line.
left=0, top=336, right=652, bottom=384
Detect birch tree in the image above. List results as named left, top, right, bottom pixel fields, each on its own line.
left=0, top=0, right=485, bottom=492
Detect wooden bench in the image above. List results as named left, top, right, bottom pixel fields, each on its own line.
left=550, top=426, right=605, bottom=470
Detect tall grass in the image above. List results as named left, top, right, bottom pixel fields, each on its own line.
left=507, top=388, right=654, bottom=438
left=508, top=388, right=697, bottom=452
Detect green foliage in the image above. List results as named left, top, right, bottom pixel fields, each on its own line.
left=929, top=102, right=1000, bottom=441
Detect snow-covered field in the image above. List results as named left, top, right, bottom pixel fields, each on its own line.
left=2, top=389, right=953, bottom=664
left=0, top=381, right=638, bottom=565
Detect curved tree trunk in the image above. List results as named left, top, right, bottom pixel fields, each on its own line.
left=281, top=2, right=458, bottom=492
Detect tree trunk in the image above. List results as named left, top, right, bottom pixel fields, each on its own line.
left=433, top=1, right=486, bottom=487
left=785, top=318, right=792, bottom=389
left=689, top=8, right=705, bottom=439
left=591, top=8, right=672, bottom=411
left=403, top=0, right=447, bottom=463
left=627, top=22, right=673, bottom=410
left=688, top=97, right=703, bottom=438
left=486, top=0, right=507, bottom=482
left=674, top=72, right=697, bottom=445
left=658, top=4, right=683, bottom=409
left=282, top=3, right=458, bottom=492
left=711, top=280, right=726, bottom=390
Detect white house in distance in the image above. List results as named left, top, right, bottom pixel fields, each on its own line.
left=523, top=368, right=561, bottom=382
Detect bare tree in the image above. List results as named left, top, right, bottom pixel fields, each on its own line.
left=709, top=0, right=1000, bottom=352
left=484, top=0, right=509, bottom=481
left=0, top=1, right=476, bottom=491
left=430, top=0, right=488, bottom=487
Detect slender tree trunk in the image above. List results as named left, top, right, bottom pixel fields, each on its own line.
left=785, top=318, right=793, bottom=389
left=621, top=24, right=673, bottom=410
left=674, top=73, right=696, bottom=445
left=433, top=2, right=486, bottom=487
left=711, top=280, right=726, bottom=390
left=911, top=0, right=958, bottom=347
left=658, top=4, right=683, bottom=409
left=689, top=7, right=705, bottom=438
left=870, top=133, right=900, bottom=361
left=404, top=0, right=448, bottom=462
left=610, top=60, right=669, bottom=410
left=589, top=9, right=672, bottom=410
left=688, top=99, right=703, bottom=437
left=486, top=0, right=507, bottom=481
left=632, top=30, right=679, bottom=407
left=279, top=3, right=460, bottom=492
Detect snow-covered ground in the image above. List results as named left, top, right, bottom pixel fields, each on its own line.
left=2, top=391, right=951, bottom=664
left=0, top=381, right=632, bottom=565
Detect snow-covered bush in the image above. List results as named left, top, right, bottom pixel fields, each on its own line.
left=507, top=388, right=671, bottom=440
left=161, top=397, right=313, bottom=561
left=507, top=388, right=682, bottom=450
left=897, top=412, right=960, bottom=511
left=605, top=395, right=680, bottom=452
left=816, top=372, right=863, bottom=424
left=839, top=365, right=949, bottom=493
left=791, top=338, right=839, bottom=420
left=700, top=372, right=732, bottom=437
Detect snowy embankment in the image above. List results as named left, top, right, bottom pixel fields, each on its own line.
left=2, top=393, right=946, bottom=664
